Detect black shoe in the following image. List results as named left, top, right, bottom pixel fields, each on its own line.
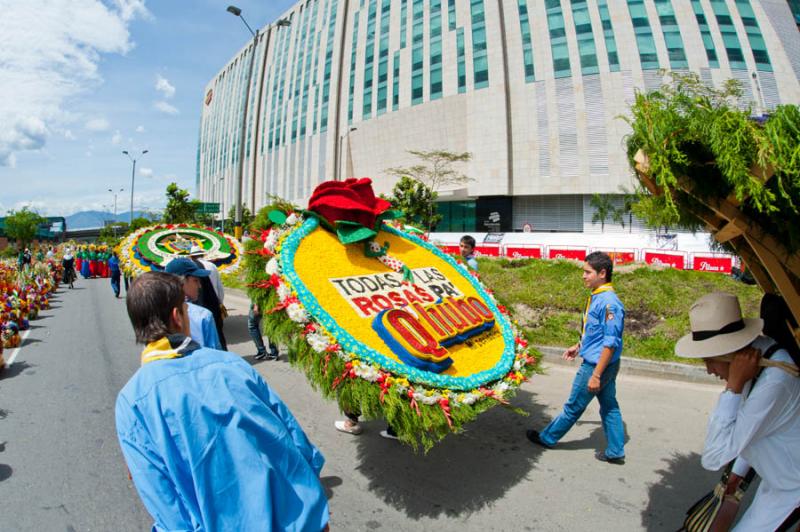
left=595, top=451, right=625, bottom=465
left=526, top=429, right=553, bottom=449
left=254, top=351, right=268, bottom=360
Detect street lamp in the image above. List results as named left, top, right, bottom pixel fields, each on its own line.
left=122, top=149, right=149, bottom=227
left=108, top=187, right=124, bottom=238
left=337, top=127, right=358, bottom=181
left=219, top=176, right=225, bottom=232
left=226, top=5, right=290, bottom=239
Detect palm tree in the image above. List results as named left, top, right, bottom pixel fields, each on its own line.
left=590, top=194, right=614, bottom=232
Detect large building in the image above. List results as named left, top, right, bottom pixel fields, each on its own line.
left=198, top=0, right=800, bottom=233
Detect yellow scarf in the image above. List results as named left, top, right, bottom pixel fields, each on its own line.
left=140, top=335, right=196, bottom=365
left=581, top=283, right=614, bottom=339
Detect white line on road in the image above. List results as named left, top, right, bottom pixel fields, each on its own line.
left=5, top=328, right=32, bottom=367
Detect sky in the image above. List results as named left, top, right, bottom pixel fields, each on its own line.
left=0, top=0, right=297, bottom=217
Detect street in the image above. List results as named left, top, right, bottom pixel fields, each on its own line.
left=0, top=278, right=753, bottom=531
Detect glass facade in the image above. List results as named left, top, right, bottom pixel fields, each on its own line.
left=470, top=0, right=489, bottom=88
left=570, top=0, right=599, bottom=76
left=517, top=1, right=535, bottom=82
left=627, top=0, right=660, bottom=70
left=710, top=0, right=746, bottom=70
left=546, top=0, right=571, bottom=78
left=411, top=0, right=425, bottom=104
left=734, top=0, right=772, bottom=71
left=690, top=0, right=719, bottom=68
left=430, top=0, right=443, bottom=100
left=437, top=201, right=477, bottom=232
left=596, top=0, right=620, bottom=72
left=653, top=0, right=688, bottom=69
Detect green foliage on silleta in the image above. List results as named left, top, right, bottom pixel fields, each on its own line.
left=479, top=258, right=763, bottom=363
left=243, top=205, right=539, bottom=452
left=625, top=72, right=800, bottom=251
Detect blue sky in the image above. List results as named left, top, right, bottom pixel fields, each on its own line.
left=0, top=0, right=297, bottom=217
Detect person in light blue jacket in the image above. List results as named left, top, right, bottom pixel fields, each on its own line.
left=166, top=258, right=222, bottom=350
left=117, top=271, right=329, bottom=531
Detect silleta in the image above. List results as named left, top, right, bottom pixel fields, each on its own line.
left=372, top=296, right=496, bottom=373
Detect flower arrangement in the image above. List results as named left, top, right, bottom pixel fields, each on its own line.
left=246, top=179, right=539, bottom=451
left=117, top=224, right=243, bottom=277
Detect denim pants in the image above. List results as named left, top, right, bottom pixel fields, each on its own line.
left=110, top=273, right=121, bottom=296
left=539, top=360, right=625, bottom=458
left=248, top=304, right=277, bottom=356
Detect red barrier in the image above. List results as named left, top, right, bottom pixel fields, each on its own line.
left=548, top=247, right=587, bottom=261
left=593, top=249, right=636, bottom=264
left=643, top=250, right=686, bottom=269
left=505, top=246, right=543, bottom=259
left=474, top=245, right=501, bottom=257
left=692, top=255, right=733, bottom=273
left=438, top=245, right=460, bottom=255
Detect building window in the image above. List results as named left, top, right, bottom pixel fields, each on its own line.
left=319, top=0, right=340, bottom=132
left=392, top=51, right=400, bottom=110
left=596, top=0, right=620, bottom=72
left=411, top=0, right=425, bottom=104
left=710, top=0, right=746, bottom=70
left=471, top=0, right=489, bottom=88
left=690, top=0, right=719, bottom=68
left=546, top=0, right=571, bottom=78
left=457, top=28, right=467, bottom=93
left=571, top=0, right=599, bottom=75
left=347, top=14, right=360, bottom=123
left=734, top=0, right=772, bottom=71
left=400, top=0, right=408, bottom=48
left=362, top=0, right=378, bottom=120
left=517, top=0, right=535, bottom=81
left=627, top=0, right=659, bottom=70
left=376, top=0, right=391, bottom=114
left=653, top=0, right=688, bottom=69
left=430, top=0, right=443, bottom=100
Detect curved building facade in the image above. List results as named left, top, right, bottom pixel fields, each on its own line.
left=198, top=0, right=800, bottom=232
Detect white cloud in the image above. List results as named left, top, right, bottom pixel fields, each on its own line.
left=139, top=167, right=153, bottom=177
left=85, top=118, right=110, bottom=131
left=135, top=125, right=145, bottom=133
left=154, top=101, right=179, bottom=115
left=0, top=1, right=150, bottom=166
left=64, top=130, right=76, bottom=140
left=155, top=75, right=175, bottom=98
left=111, top=130, right=122, bottom=144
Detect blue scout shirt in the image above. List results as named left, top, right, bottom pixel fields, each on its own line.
left=115, top=340, right=328, bottom=532
left=108, top=256, right=121, bottom=275
left=579, top=284, right=625, bottom=365
left=187, top=301, right=222, bottom=350
left=465, top=254, right=479, bottom=271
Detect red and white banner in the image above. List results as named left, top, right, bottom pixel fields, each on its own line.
left=438, top=244, right=460, bottom=255
left=692, top=255, right=733, bottom=273
left=593, top=249, right=636, bottom=265
left=474, top=245, right=501, bottom=257
left=547, top=247, right=587, bottom=261
left=643, top=250, right=686, bottom=270
left=505, top=245, right=543, bottom=259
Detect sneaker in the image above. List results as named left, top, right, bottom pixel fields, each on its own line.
left=254, top=351, right=268, bottom=360
left=526, top=429, right=553, bottom=449
left=595, top=451, right=625, bottom=465
left=266, top=351, right=279, bottom=361
left=334, top=420, right=363, bottom=435
left=379, top=429, right=399, bottom=441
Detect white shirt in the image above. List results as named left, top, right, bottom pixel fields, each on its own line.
left=702, top=336, right=800, bottom=530
left=196, top=258, right=224, bottom=304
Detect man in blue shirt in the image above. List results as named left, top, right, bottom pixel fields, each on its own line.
left=117, top=271, right=329, bottom=531
left=527, top=251, right=627, bottom=463
left=108, top=251, right=122, bottom=298
left=166, top=258, right=222, bottom=350
left=459, top=235, right=478, bottom=271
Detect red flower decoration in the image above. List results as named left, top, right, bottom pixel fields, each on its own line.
left=308, top=178, right=392, bottom=230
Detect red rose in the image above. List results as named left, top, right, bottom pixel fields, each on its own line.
left=308, top=178, right=392, bottom=229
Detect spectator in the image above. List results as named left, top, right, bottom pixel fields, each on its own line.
left=116, top=271, right=329, bottom=531
left=108, top=252, right=122, bottom=298
left=165, top=258, right=222, bottom=350
left=248, top=301, right=279, bottom=361
left=187, top=245, right=227, bottom=350
left=675, top=292, right=800, bottom=530
left=459, top=235, right=478, bottom=270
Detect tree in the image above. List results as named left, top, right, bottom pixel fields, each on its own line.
left=390, top=176, right=442, bottom=231
left=618, top=190, right=637, bottom=233
left=589, top=194, right=615, bottom=233
left=4, top=207, right=46, bottom=246
left=224, top=205, right=253, bottom=234
left=162, top=183, right=197, bottom=224
left=386, top=149, right=473, bottom=232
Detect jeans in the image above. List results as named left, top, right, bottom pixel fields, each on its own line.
left=539, top=360, right=625, bottom=459
left=110, top=273, right=121, bottom=297
left=248, top=304, right=277, bottom=357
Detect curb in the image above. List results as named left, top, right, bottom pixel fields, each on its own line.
left=534, top=345, right=719, bottom=385
left=226, top=286, right=717, bottom=385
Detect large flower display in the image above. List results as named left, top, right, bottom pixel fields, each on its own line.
left=118, top=224, right=242, bottom=276
left=247, top=179, right=538, bottom=450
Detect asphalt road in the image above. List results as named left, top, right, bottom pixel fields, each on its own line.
left=0, top=278, right=754, bottom=531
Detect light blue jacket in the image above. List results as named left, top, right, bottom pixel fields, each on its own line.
left=579, top=288, right=625, bottom=365
left=187, top=302, right=222, bottom=350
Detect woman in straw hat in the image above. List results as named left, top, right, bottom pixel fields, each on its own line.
left=675, top=292, right=800, bottom=530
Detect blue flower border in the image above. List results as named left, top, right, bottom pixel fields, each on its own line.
left=280, top=217, right=516, bottom=391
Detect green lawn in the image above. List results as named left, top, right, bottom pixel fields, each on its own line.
left=478, top=258, right=763, bottom=363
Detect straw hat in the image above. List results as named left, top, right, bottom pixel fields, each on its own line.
left=675, top=292, right=763, bottom=358
left=188, top=245, right=205, bottom=257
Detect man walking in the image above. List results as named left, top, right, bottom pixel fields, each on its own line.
left=527, top=251, right=626, bottom=464
left=166, top=258, right=222, bottom=350
left=116, top=271, right=329, bottom=531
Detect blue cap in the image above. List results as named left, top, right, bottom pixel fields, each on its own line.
left=165, top=258, right=211, bottom=277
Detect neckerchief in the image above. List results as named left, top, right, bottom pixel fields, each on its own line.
left=581, top=283, right=615, bottom=340
left=141, top=334, right=201, bottom=366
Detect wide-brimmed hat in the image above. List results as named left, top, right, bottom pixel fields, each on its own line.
left=188, top=245, right=205, bottom=257
left=675, top=292, right=763, bottom=358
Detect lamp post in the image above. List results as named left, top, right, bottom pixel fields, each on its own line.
left=122, top=149, right=148, bottom=227
left=226, top=5, right=290, bottom=240
left=337, top=127, right=357, bottom=181
left=108, top=187, right=124, bottom=238
left=219, top=176, right=225, bottom=232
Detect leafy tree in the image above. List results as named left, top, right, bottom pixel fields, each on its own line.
left=162, top=183, right=197, bottom=224
left=385, top=149, right=473, bottom=232
left=589, top=194, right=615, bottom=233
left=4, top=207, right=46, bottom=246
left=618, top=191, right=637, bottom=233
left=224, top=205, right=253, bottom=234
left=390, top=176, right=442, bottom=231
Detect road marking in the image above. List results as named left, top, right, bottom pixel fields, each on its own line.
left=5, top=328, right=32, bottom=367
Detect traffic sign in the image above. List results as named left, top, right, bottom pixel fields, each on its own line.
left=196, top=202, right=220, bottom=214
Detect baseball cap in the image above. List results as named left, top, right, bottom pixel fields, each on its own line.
left=165, top=258, right=211, bottom=277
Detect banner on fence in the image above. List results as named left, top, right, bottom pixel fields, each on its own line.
left=692, top=255, right=733, bottom=273
left=644, top=250, right=686, bottom=269
left=593, top=249, right=636, bottom=264
left=505, top=246, right=543, bottom=259
left=548, top=247, right=587, bottom=261
left=474, top=245, right=501, bottom=257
